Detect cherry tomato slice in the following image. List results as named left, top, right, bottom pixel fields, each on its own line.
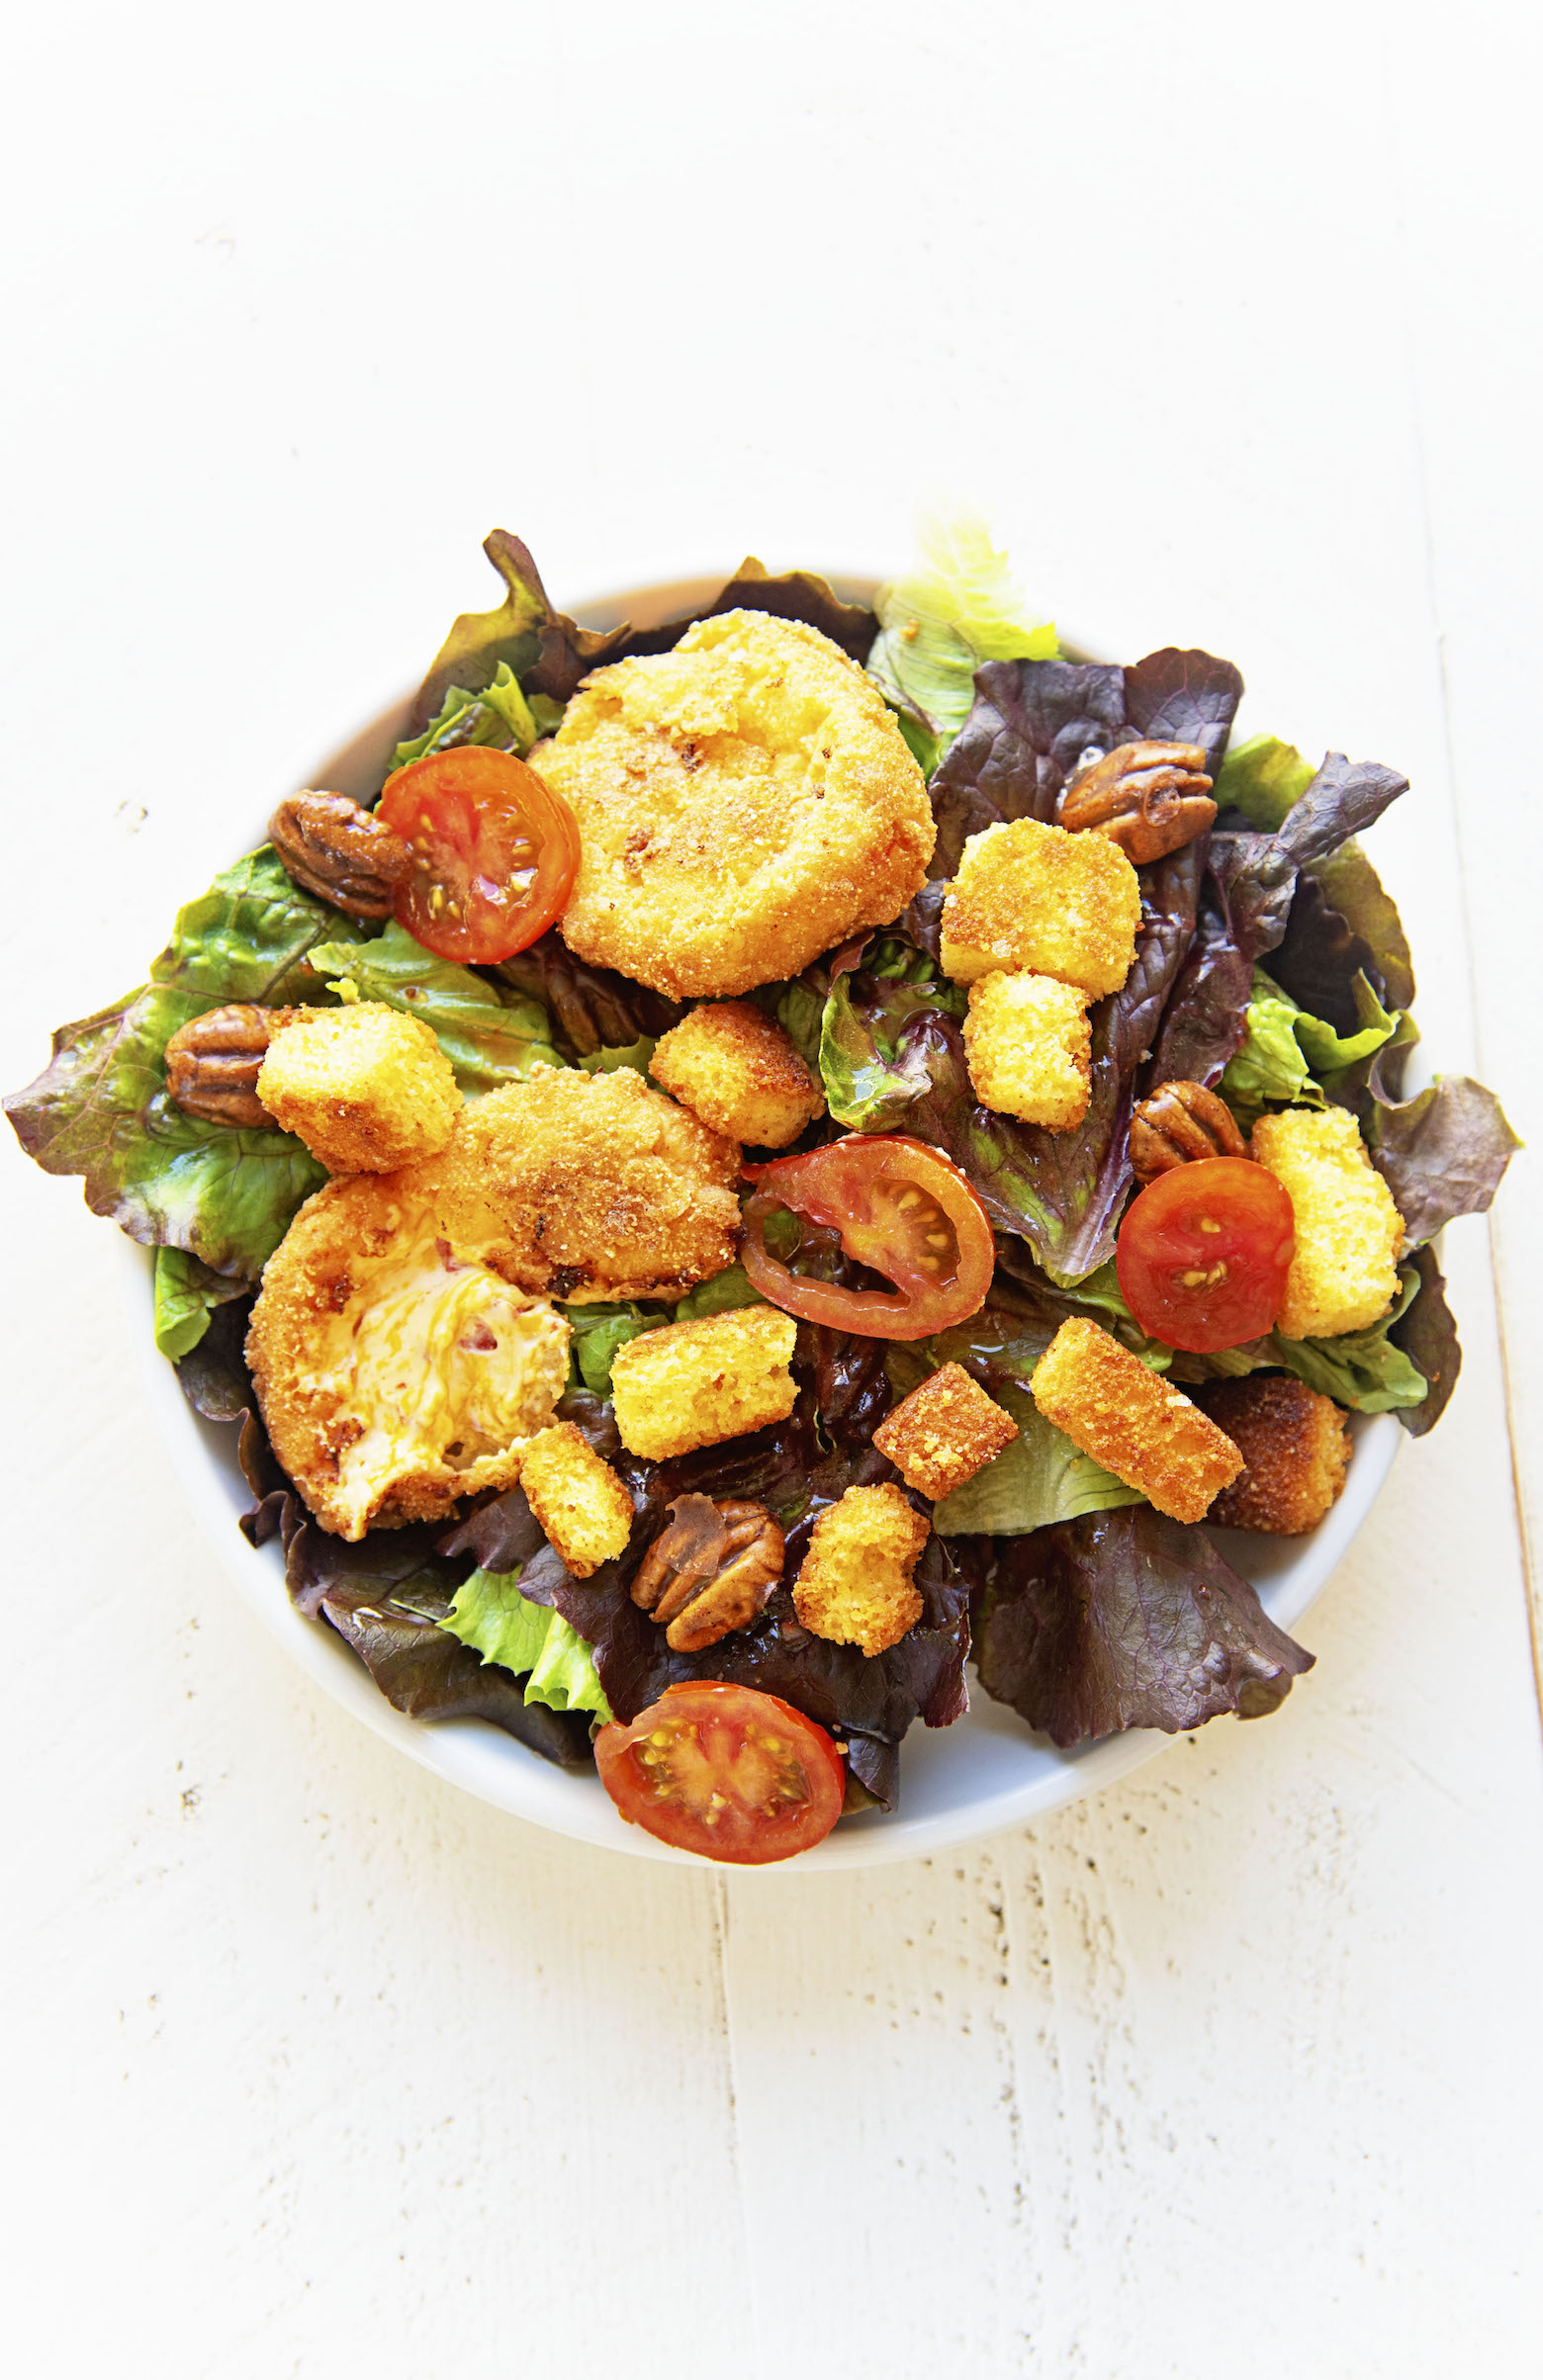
left=1115, top=1155, right=1295, bottom=1352
left=741, top=1133, right=995, bottom=1341
left=376, top=746, right=580, bottom=963
left=594, top=1683, right=846, bottom=1865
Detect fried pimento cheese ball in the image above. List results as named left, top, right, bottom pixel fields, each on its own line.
left=873, top=1363, right=1018, bottom=1501
left=1031, top=1317, right=1243, bottom=1525
left=246, top=1167, right=570, bottom=1540
left=1197, top=1376, right=1352, bottom=1536
left=256, top=1002, right=461, bottom=1173
left=518, top=1421, right=634, bottom=1576
left=608, top=1307, right=799, bottom=1460
left=962, top=971, right=1092, bottom=1130
left=941, top=817, right=1140, bottom=996
left=534, top=610, right=935, bottom=998
left=792, top=1483, right=930, bottom=1658
left=1249, top=1105, right=1405, bottom=1339
left=435, top=1064, right=741, bottom=1305
left=649, top=1000, right=825, bottom=1148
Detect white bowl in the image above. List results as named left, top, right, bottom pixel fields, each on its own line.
left=128, top=578, right=1406, bottom=1870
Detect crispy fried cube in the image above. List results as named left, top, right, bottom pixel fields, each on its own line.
left=1197, top=1376, right=1352, bottom=1535
left=517, top=1420, right=634, bottom=1576
left=256, top=1001, right=460, bottom=1174
left=649, top=1000, right=825, bottom=1148
left=1250, top=1105, right=1405, bottom=1339
left=792, top=1483, right=929, bottom=1657
left=608, top=1306, right=798, bottom=1459
left=941, top=817, right=1140, bottom=996
left=873, top=1363, right=1018, bottom=1501
left=1031, top=1317, right=1242, bottom=1524
left=962, top=970, right=1092, bottom=1129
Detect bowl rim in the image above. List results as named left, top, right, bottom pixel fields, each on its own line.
left=128, top=576, right=1407, bottom=1872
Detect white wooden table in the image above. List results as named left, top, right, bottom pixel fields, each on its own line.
left=4, top=6, right=1539, bottom=2372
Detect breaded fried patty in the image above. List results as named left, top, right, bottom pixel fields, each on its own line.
left=534, top=610, right=935, bottom=998
left=247, top=1168, right=571, bottom=1540
left=435, top=1064, right=742, bottom=1304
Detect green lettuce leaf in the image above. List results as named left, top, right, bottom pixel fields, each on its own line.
left=310, top=921, right=562, bottom=1093
left=1221, top=969, right=1315, bottom=1110
left=578, top=1035, right=657, bottom=1077
left=440, top=1568, right=613, bottom=1722
left=867, top=513, right=1056, bottom=747
left=887, top=1312, right=1145, bottom=1536
left=1171, top=1265, right=1430, bottom=1415
left=1275, top=1266, right=1430, bottom=1411
left=1221, top=967, right=1398, bottom=1117
left=672, top=1263, right=768, bottom=1321
left=6, top=846, right=370, bottom=1281
left=1212, top=732, right=1316, bottom=830
left=562, top=1302, right=664, bottom=1394
left=390, top=661, right=548, bottom=771
left=932, top=1384, right=1142, bottom=1535
left=151, top=845, right=372, bottom=1004
left=1296, top=970, right=1400, bottom=1076
left=152, top=1246, right=249, bottom=1360
left=774, top=979, right=826, bottom=1071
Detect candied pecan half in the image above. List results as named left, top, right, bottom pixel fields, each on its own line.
left=268, top=790, right=410, bottom=919
left=1130, top=1079, right=1248, bottom=1184
left=1059, top=740, right=1217, bottom=865
left=631, top=1494, right=784, bottom=1652
left=163, top=1004, right=300, bottom=1126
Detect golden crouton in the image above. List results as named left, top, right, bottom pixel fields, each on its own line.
left=1031, top=1317, right=1243, bottom=1525
left=435, top=1063, right=742, bottom=1305
left=1250, top=1104, right=1405, bottom=1339
left=941, top=817, right=1140, bottom=996
left=256, top=1002, right=461, bottom=1173
left=873, top=1363, right=1018, bottom=1501
left=517, top=1420, right=634, bottom=1576
left=609, top=1306, right=799, bottom=1459
left=1197, top=1376, right=1352, bottom=1535
left=536, top=610, right=935, bottom=998
left=962, top=970, right=1092, bottom=1129
left=792, top=1483, right=929, bottom=1657
left=649, top=1001, right=826, bottom=1148
left=247, top=1168, right=570, bottom=1540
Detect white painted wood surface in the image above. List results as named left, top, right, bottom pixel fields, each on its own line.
left=4, top=5, right=1539, bottom=2373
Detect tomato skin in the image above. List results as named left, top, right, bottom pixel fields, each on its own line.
left=741, top=1135, right=995, bottom=1341
left=377, top=746, right=580, bottom=963
left=1116, top=1156, right=1295, bottom=1353
left=594, top=1683, right=846, bottom=1865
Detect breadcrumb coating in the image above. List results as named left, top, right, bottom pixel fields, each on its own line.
left=609, top=1306, right=799, bottom=1460
left=536, top=610, right=935, bottom=998
left=1198, top=1376, right=1352, bottom=1535
left=518, top=1420, right=634, bottom=1576
left=1249, top=1105, right=1405, bottom=1339
left=246, top=1168, right=570, bottom=1540
left=650, top=1001, right=826, bottom=1148
left=1031, top=1317, right=1243, bottom=1525
left=962, top=970, right=1092, bottom=1129
left=941, top=817, right=1140, bottom=996
left=435, top=1063, right=742, bottom=1305
left=873, top=1363, right=1018, bottom=1501
left=256, top=1002, right=461, bottom=1173
left=792, top=1484, right=929, bottom=1658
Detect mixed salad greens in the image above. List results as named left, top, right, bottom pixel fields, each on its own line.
left=6, top=518, right=1519, bottom=1852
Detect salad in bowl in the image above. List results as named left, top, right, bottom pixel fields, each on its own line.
left=7, top=522, right=1517, bottom=1864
